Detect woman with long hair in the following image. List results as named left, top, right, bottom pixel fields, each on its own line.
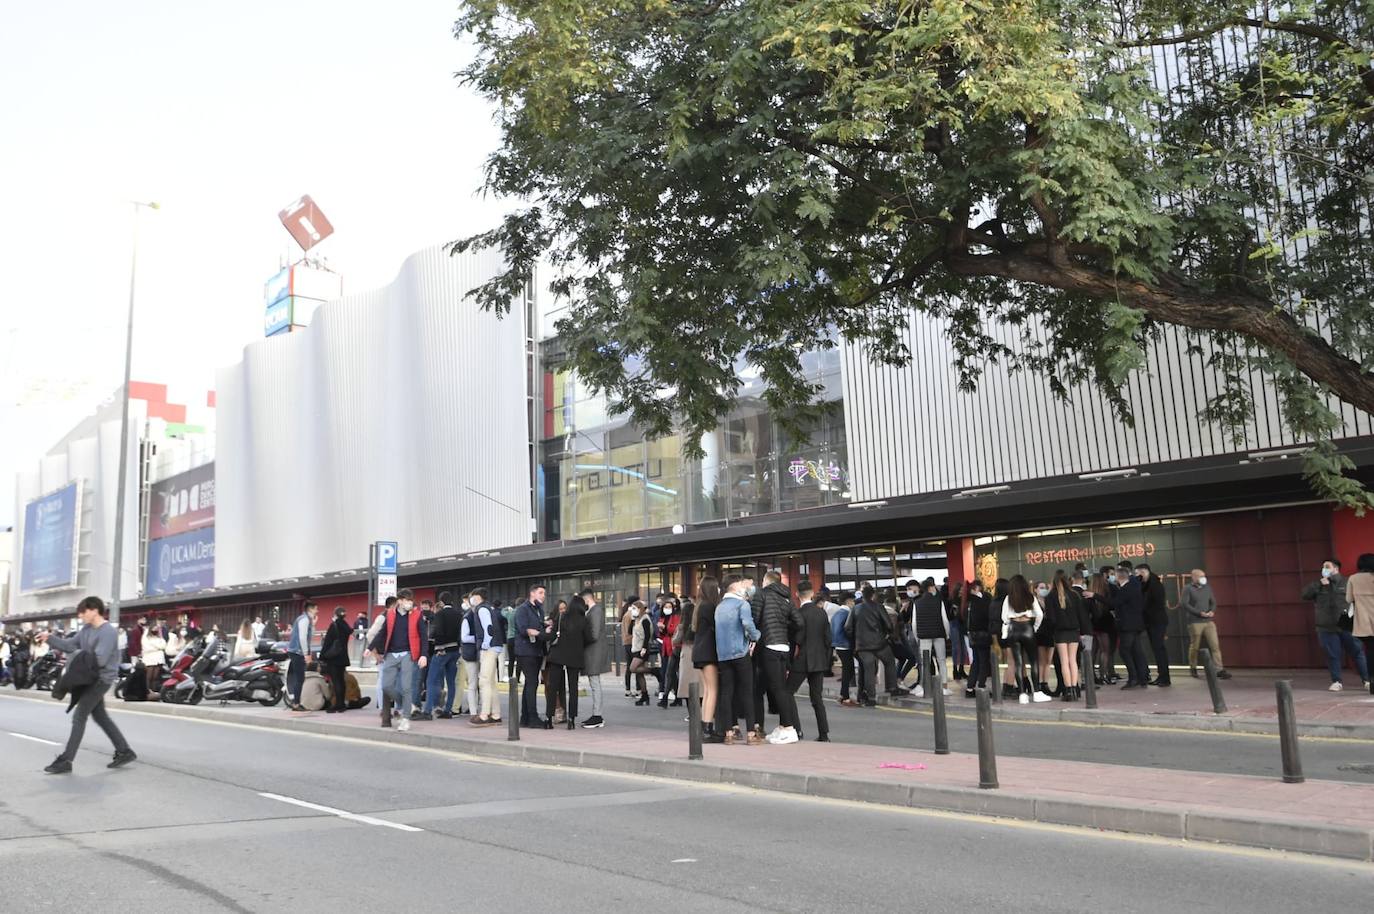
left=1046, top=570, right=1085, bottom=701
left=1032, top=579, right=1056, bottom=697
left=1086, top=572, right=1118, bottom=684
left=992, top=578, right=1016, bottom=698
left=1347, top=554, right=1374, bottom=694
left=231, top=619, right=258, bottom=663
left=693, top=576, right=722, bottom=741
left=628, top=601, right=657, bottom=705
left=546, top=595, right=591, bottom=729
left=658, top=596, right=681, bottom=707
left=1002, top=575, right=1049, bottom=703
left=141, top=622, right=167, bottom=696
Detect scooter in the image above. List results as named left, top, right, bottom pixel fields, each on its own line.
left=159, top=636, right=212, bottom=704
left=29, top=651, right=64, bottom=692
left=200, top=641, right=286, bottom=707
left=4, top=636, right=32, bottom=689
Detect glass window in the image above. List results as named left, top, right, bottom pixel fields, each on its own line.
left=645, top=434, right=684, bottom=529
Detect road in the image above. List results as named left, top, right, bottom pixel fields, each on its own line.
left=0, top=695, right=1370, bottom=913
left=589, top=687, right=1374, bottom=783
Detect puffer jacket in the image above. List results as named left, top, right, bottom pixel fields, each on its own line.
left=750, top=582, right=801, bottom=647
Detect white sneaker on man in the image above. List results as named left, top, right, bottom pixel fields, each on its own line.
left=768, top=727, right=799, bottom=745
left=942, top=688, right=952, bottom=697
left=1329, top=681, right=1344, bottom=692
left=914, top=686, right=925, bottom=698
left=1018, top=693, right=1030, bottom=705
left=1032, top=691, right=1052, bottom=702
left=766, top=725, right=783, bottom=741
left=397, top=717, right=411, bottom=732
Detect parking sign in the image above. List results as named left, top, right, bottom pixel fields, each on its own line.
left=375, top=541, right=398, bottom=574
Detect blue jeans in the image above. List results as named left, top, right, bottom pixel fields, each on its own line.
left=381, top=652, right=417, bottom=716
left=1318, top=631, right=1369, bottom=682
left=425, top=651, right=459, bottom=714
left=948, top=619, right=966, bottom=668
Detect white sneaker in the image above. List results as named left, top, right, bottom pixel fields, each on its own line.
left=397, top=717, right=411, bottom=732
left=1032, top=691, right=1052, bottom=703
left=768, top=727, right=799, bottom=745
left=1018, top=693, right=1030, bottom=705
left=1329, top=681, right=1344, bottom=692
left=914, top=686, right=925, bottom=698
left=667, top=691, right=676, bottom=702
left=942, top=688, right=952, bottom=697
left=766, top=725, right=783, bottom=741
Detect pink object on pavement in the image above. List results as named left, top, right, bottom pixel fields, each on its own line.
left=878, top=762, right=928, bottom=771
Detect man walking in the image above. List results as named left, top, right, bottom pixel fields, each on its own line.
left=39, top=596, right=136, bottom=773
left=579, top=587, right=610, bottom=729
left=367, top=589, right=428, bottom=731
left=1137, top=563, right=1171, bottom=686
left=417, top=592, right=463, bottom=720
left=1303, top=559, right=1370, bottom=691
left=1181, top=569, right=1231, bottom=680
left=513, top=584, right=548, bottom=726
left=286, top=602, right=318, bottom=711
left=787, top=581, right=832, bottom=741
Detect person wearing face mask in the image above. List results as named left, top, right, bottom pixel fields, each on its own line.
left=1031, top=581, right=1056, bottom=697
left=1347, top=554, right=1374, bottom=695
left=1045, top=570, right=1086, bottom=701
left=963, top=580, right=993, bottom=698
left=1112, top=562, right=1150, bottom=689
left=1180, top=569, right=1231, bottom=680
left=715, top=575, right=762, bottom=744
left=1001, top=575, right=1048, bottom=703
left=628, top=601, right=658, bottom=705
left=657, top=598, right=681, bottom=708
left=750, top=571, right=803, bottom=744
left=1303, top=559, right=1369, bottom=692
left=365, top=590, right=429, bottom=730
left=1136, top=563, right=1171, bottom=686
left=579, top=587, right=611, bottom=729
left=620, top=596, right=639, bottom=695
left=912, top=579, right=951, bottom=698
left=465, top=588, right=505, bottom=725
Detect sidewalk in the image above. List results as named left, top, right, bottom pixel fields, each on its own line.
left=822, top=668, right=1374, bottom=738
left=15, top=692, right=1371, bottom=862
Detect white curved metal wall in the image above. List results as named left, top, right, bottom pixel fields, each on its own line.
left=214, top=246, right=531, bottom=586
left=842, top=313, right=1373, bottom=502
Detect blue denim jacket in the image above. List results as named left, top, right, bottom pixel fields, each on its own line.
left=714, top=594, right=760, bottom=662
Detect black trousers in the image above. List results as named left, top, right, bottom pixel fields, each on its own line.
left=716, top=656, right=755, bottom=734
left=754, top=649, right=799, bottom=729
left=786, top=668, right=829, bottom=738
left=836, top=648, right=855, bottom=699
left=287, top=652, right=306, bottom=703
left=970, top=643, right=994, bottom=690
left=545, top=663, right=581, bottom=720
left=1147, top=623, right=1172, bottom=683
left=857, top=646, right=899, bottom=700
left=62, top=682, right=130, bottom=762
left=1119, top=631, right=1151, bottom=685
left=517, top=655, right=543, bottom=722
left=324, top=662, right=347, bottom=710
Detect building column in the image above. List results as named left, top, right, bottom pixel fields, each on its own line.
left=946, top=538, right=975, bottom=586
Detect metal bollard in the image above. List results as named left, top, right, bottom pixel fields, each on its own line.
left=926, top=650, right=949, bottom=754
left=990, top=647, right=1003, bottom=705
left=1276, top=680, right=1304, bottom=783
left=687, top=680, right=703, bottom=760
left=507, top=664, right=520, bottom=741
left=1082, top=649, right=1098, bottom=709
left=1200, top=648, right=1227, bottom=714
left=976, top=687, right=999, bottom=789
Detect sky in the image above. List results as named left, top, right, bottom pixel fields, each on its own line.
left=0, top=1, right=510, bottom=527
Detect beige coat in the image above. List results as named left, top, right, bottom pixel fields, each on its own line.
left=1346, top=572, right=1374, bottom=638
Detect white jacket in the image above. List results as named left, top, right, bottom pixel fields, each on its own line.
left=1000, top=599, right=1043, bottom=640
left=142, top=632, right=168, bottom=667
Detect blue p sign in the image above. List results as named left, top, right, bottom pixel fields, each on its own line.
left=375, top=541, right=398, bottom=574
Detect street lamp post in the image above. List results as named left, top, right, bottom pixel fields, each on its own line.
left=108, top=200, right=158, bottom=626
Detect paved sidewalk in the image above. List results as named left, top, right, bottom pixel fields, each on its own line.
left=13, top=692, right=1371, bottom=862
left=827, top=667, right=1374, bottom=738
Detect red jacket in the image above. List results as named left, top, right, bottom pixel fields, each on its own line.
left=659, top=612, right=680, bottom=658
left=375, top=608, right=424, bottom=662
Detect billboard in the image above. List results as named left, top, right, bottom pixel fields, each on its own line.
left=145, top=527, right=215, bottom=595
left=20, top=482, right=82, bottom=594
left=147, top=463, right=216, bottom=540
left=265, top=297, right=292, bottom=336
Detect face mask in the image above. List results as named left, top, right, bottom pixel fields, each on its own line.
left=906, top=589, right=917, bottom=598
left=664, top=606, right=674, bottom=615
left=630, top=607, right=641, bottom=619
left=1197, top=577, right=1208, bottom=587
left=1036, top=587, right=1049, bottom=598
left=747, top=585, right=757, bottom=597
left=1322, top=566, right=1334, bottom=578
left=1138, top=571, right=1149, bottom=580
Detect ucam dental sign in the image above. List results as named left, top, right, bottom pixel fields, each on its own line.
left=146, top=527, right=215, bottom=596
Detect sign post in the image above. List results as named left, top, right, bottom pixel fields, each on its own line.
left=373, top=541, right=398, bottom=606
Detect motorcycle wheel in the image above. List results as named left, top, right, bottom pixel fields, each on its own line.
left=159, top=686, right=176, bottom=703
left=188, top=687, right=203, bottom=705
left=258, top=683, right=283, bottom=707
left=114, top=680, right=125, bottom=700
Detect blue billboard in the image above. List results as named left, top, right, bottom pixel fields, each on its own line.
left=20, top=482, right=81, bottom=594
left=145, top=527, right=215, bottom=596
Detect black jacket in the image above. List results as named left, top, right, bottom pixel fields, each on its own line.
left=846, top=600, right=892, bottom=651
left=693, top=600, right=718, bottom=665
left=751, top=582, right=801, bottom=648
left=913, top=592, right=946, bottom=640
left=1112, top=578, right=1146, bottom=632
left=547, top=608, right=592, bottom=668
left=54, top=648, right=98, bottom=710
left=428, top=604, right=464, bottom=651
left=1141, top=575, right=1168, bottom=628
left=1046, top=588, right=1087, bottom=634
left=791, top=601, right=833, bottom=673
left=965, top=593, right=994, bottom=643
left=319, top=618, right=352, bottom=666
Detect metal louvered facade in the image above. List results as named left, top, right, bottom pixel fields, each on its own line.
left=213, top=246, right=533, bottom=588
left=840, top=313, right=1374, bottom=503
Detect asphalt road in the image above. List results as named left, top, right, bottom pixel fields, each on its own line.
left=1, top=695, right=1370, bottom=913
left=594, top=688, right=1374, bottom=783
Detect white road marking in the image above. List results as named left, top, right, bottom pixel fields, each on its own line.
left=258, top=792, right=423, bottom=832
left=671, top=858, right=698, bottom=864
left=8, top=732, right=60, bottom=746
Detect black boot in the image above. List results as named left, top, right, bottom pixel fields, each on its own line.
left=542, top=717, right=554, bottom=730
left=635, top=693, right=650, bottom=706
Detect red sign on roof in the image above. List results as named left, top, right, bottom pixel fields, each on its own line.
left=278, top=195, right=334, bottom=253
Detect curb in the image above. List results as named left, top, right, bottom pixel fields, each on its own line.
left=817, top=686, right=1374, bottom=740
left=13, top=694, right=1369, bottom=863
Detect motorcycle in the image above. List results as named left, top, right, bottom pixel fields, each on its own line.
left=4, top=636, right=32, bottom=689
left=158, top=636, right=212, bottom=704
left=29, top=651, right=64, bottom=692
left=200, top=640, right=286, bottom=707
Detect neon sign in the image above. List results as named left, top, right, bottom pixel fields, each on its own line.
left=1022, top=542, right=1156, bottom=566
left=788, top=459, right=844, bottom=486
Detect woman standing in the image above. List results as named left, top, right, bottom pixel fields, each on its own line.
left=1002, top=575, right=1048, bottom=703
left=546, top=596, right=591, bottom=729
left=628, top=601, right=658, bottom=706
left=1046, top=571, right=1085, bottom=701
left=1347, top=554, right=1374, bottom=695
left=693, top=577, right=722, bottom=742
left=620, top=598, right=637, bottom=696
left=1085, top=573, right=1118, bottom=685
left=141, top=623, right=167, bottom=696
left=948, top=581, right=968, bottom=681
left=964, top=579, right=993, bottom=699
left=657, top=598, right=681, bottom=707
left=1033, top=580, right=1056, bottom=697
left=319, top=607, right=353, bottom=713
left=676, top=595, right=699, bottom=714
left=231, top=620, right=258, bottom=663
left=715, top=575, right=762, bottom=744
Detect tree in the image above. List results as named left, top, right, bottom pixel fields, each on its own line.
left=451, top=0, right=1374, bottom=509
